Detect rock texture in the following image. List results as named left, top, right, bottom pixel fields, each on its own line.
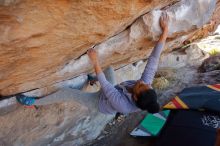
left=0, top=34, right=219, bottom=146
left=0, top=0, right=177, bottom=96
left=199, top=54, right=220, bottom=72
left=1, top=0, right=220, bottom=96
left=0, top=99, right=114, bottom=146
left=0, top=1, right=220, bottom=146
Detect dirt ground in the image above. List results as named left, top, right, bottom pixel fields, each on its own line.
left=85, top=112, right=156, bottom=146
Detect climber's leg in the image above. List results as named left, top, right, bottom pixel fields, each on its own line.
left=103, top=66, right=117, bottom=85
left=34, top=88, right=100, bottom=109
left=87, top=66, right=116, bottom=86
left=16, top=67, right=115, bottom=108
left=68, top=76, right=88, bottom=90
left=33, top=67, right=116, bottom=108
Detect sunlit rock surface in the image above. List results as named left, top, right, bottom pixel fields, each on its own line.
left=0, top=0, right=220, bottom=146
left=1, top=0, right=219, bottom=96
left=1, top=38, right=218, bottom=146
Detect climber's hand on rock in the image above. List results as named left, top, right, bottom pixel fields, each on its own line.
left=87, top=48, right=99, bottom=66
left=160, top=12, right=169, bottom=33
left=87, top=48, right=102, bottom=74
left=158, top=12, right=169, bottom=43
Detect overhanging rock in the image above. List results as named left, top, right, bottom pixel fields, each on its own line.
left=0, top=0, right=220, bottom=96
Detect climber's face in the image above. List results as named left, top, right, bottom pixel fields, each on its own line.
left=132, top=80, right=150, bottom=101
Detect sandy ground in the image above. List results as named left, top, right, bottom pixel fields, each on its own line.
left=85, top=112, right=156, bottom=146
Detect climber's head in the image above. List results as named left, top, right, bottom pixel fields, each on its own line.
left=132, top=80, right=160, bottom=113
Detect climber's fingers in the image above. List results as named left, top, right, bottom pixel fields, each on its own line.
left=87, top=45, right=96, bottom=54
left=87, top=47, right=99, bottom=65
left=87, top=48, right=96, bottom=56
left=163, top=12, right=169, bottom=22
left=160, top=11, right=169, bottom=31
left=161, top=12, right=169, bottom=23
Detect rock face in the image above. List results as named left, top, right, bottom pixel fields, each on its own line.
left=199, top=54, right=220, bottom=72
left=0, top=0, right=177, bottom=96
left=0, top=0, right=219, bottom=96
left=0, top=41, right=215, bottom=146
left=0, top=0, right=220, bottom=146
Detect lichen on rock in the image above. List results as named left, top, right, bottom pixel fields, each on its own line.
left=153, top=77, right=170, bottom=90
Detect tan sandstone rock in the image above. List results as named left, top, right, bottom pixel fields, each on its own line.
left=1, top=0, right=219, bottom=96
left=0, top=0, right=178, bottom=96
left=0, top=1, right=220, bottom=146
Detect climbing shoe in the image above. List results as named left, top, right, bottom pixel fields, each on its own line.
left=16, top=94, right=36, bottom=106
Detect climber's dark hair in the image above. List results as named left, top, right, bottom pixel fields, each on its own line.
left=135, top=89, right=160, bottom=113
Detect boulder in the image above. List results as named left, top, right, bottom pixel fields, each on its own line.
left=0, top=0, right=220, bottom=146
left=0, top=0, right=219, bottom=96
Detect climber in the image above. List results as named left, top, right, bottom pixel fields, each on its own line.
left=16, top=12, right=169, bottom=114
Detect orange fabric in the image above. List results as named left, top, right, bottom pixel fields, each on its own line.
left=163, top=96, right=188, bottom=109
left=207, top=84, right=220, bottom=92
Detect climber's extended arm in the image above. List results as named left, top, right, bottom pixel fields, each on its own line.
left=87, top=49, right=132, bottom=113
left=140, top=12, right=169, bottom=85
